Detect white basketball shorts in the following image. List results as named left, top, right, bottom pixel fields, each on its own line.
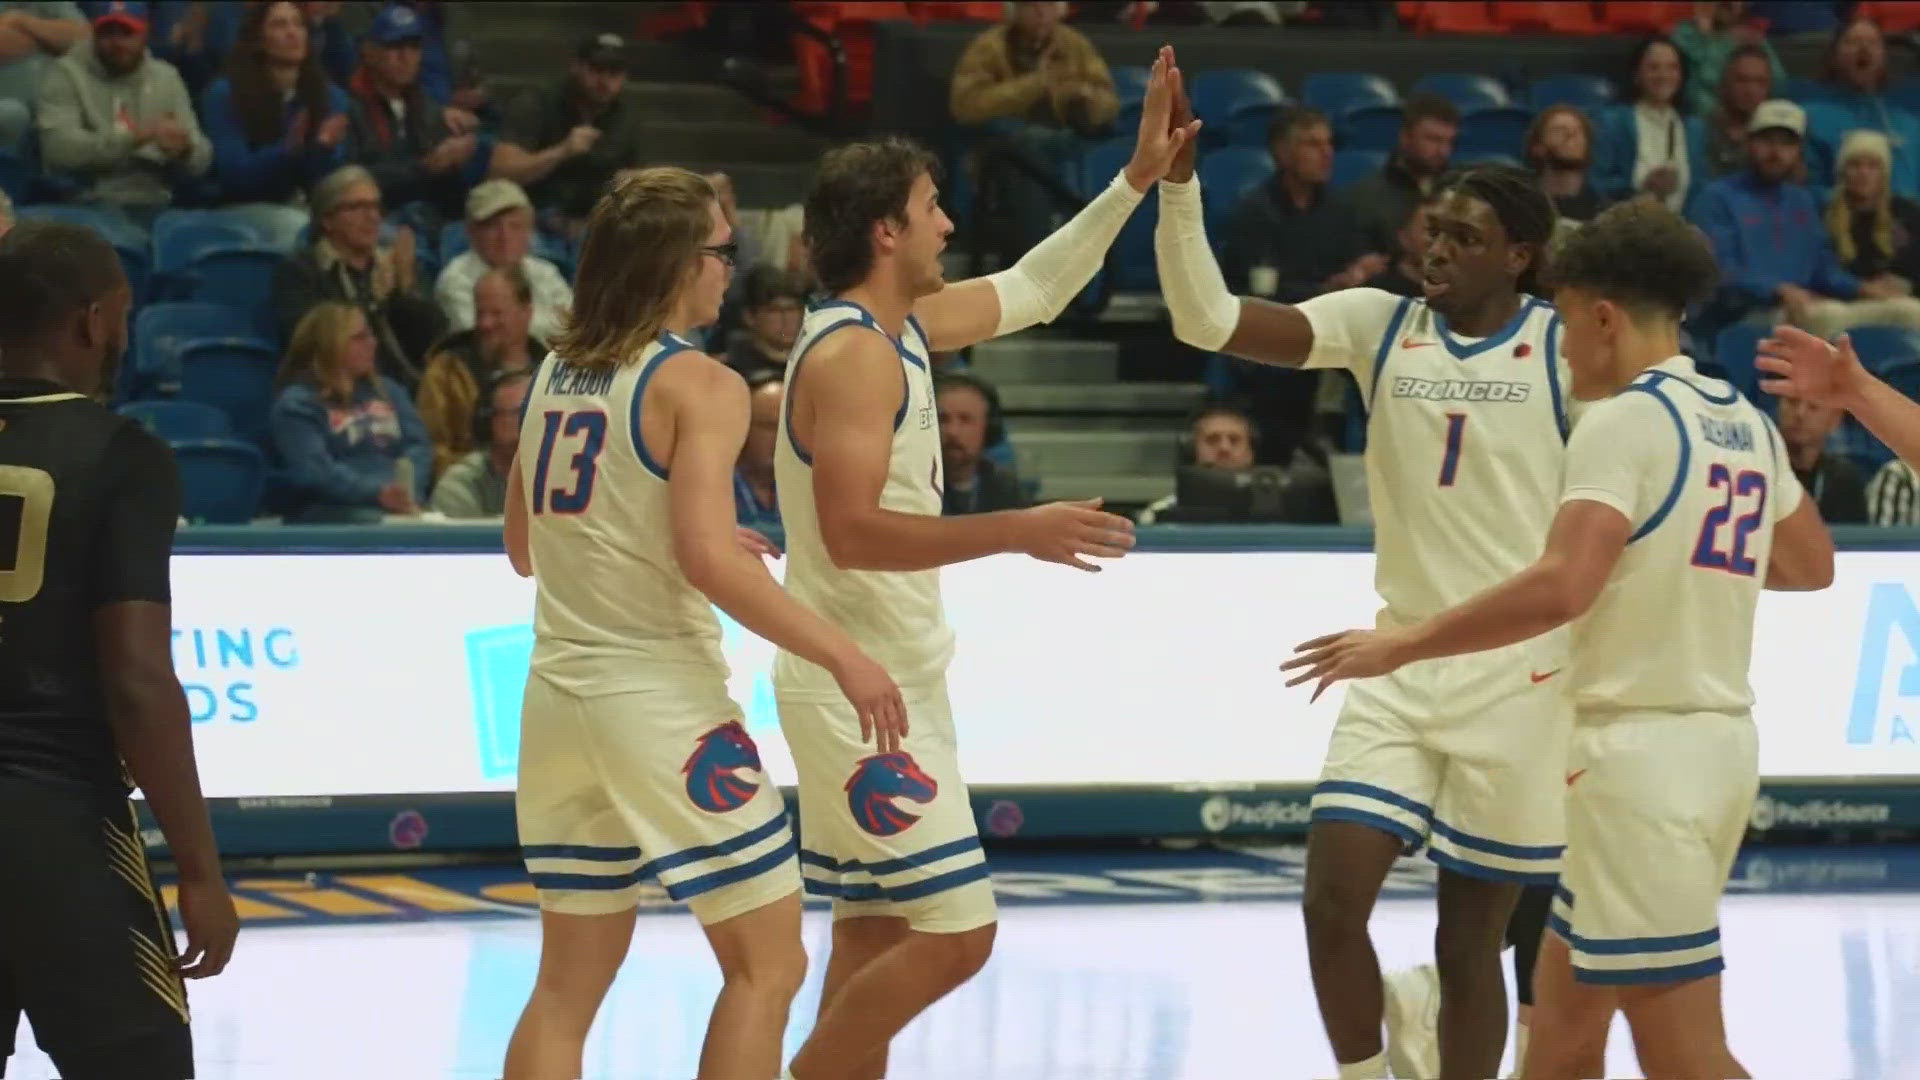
left=778, top=677, right=996, bottom=934
left=1551, top=710, right=1758, bottom=985
left=516, top=672, right=801, bottom=924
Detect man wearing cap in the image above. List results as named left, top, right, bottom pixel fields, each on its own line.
left=35, top=1, right=210, bottom=234
left=1693, top=98, right=1920, bottom=340
left=0, top=1, right=84, bottom=149
left=435, top=178, right=571, bottom=343
left=345, top=0, right=489, bottom=231
left=498, top=31, right=646, bottom=240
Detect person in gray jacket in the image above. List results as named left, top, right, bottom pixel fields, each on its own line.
left=35, top=2, right=209, bottom=233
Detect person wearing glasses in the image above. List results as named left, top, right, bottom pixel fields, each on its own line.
left=434, top=178, right=573, bottom=343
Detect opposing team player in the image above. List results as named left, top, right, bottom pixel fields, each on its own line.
left=0, top=222, right=237, bottom=1080
left=1285, top=200, right=1835, bottom=1079
left=774, top=48, right=1194, bottom=1080
left=499, top=168, right=906, bottom=1080
left=1154, top=75, right=1569, bottom=1078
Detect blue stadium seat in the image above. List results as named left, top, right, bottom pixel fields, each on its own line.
left=152, top=210, right=268, bottom=275
left=1413, top=73, right=1512, bottom=113
left=1197, top=147, right=1275, bottom=230
left=157, top=245, right=282, bottom=329
left=133, top=302, right=267, bottom=393
left=1712, top=323, right=1767, bottom=398
left=1891, top=78, right=1920, bottom=115
left=1841, top=325, right=1920, bottom=372
left=171, top=438, right=266, bottom=524
left=1112, top=65, right=1151, bottom=133
left=1451, top=151, right=1522, bottom=169
left=1338, top=105, right=1404, bottom=154
left=176, top=340, right=280, bottom=445
left=1456, top=106, right=1533, bottom=159
left=117, top=400, right=232, bottom=441
left=1189, top=69, right=1288, bottom=149
left=1301, top=72, right=1397, bottom=115
left=1080, top=137, right=1157, bottom=292
left=1527, top=74, right=1616, bottom=113
left=1331, top=148, right=1388, bottom=190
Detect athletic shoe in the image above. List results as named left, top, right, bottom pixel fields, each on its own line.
left=1382, top=962, right=1441, bottom=1079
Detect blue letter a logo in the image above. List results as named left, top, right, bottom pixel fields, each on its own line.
left=1849, top=583, right=1920, bottom=745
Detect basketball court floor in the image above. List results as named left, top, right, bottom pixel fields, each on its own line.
left=5, top=843, right=1915, bottom=1079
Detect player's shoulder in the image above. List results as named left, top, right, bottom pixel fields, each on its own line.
left=1584, top=377, right=1681, bottom=431
left=649, top=343, right=746, bottom=406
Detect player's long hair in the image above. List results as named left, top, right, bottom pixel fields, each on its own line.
left=1432, top=165, right=1558, bottom=297
left=279, top=302, right=387, bottom=407
left=552, top=168, right=714, bottom=370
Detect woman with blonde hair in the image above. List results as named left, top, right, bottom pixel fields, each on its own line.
left=269, top=300, right=432, bottom=522
left=1826, top=129, right=1920, bottom=292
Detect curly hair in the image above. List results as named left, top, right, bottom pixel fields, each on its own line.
left=1545, top=200, right=1718, bottom=318
left=804, top=137, right=942, bottom=294
left=1431, top=164, right=1558, bottom=294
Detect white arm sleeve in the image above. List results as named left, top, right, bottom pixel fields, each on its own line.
left=986, top=170, right=1146, bottom=337
left=1153, top=177, right=1241, bottom=351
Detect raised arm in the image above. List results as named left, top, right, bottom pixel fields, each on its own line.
left=803, top=329, right=1132, bottom=572
left=661, top=356, right=907, bottom=748
left=912, top=46, right=1197, bottom=353
left=1760, top=326, right=1920, bottom=471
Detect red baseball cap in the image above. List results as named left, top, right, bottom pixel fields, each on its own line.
left=93, top=1, right=150, bottom=34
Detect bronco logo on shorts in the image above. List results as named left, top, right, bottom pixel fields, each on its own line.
left=845, top=752, right=938, bottom=836
left=683, top=721, right=763, bottom=813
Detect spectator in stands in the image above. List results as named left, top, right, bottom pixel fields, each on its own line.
left=274, top=164, right=445, bottom=389
left=1594, top=36, right=1706, bottom=213
left=1807, top=16, right=1920, bottom=197
left=1703, top=43, right=1773, bottom=178
left=725, top=264, right=807, bottom=383
left=1222, top=107, right=1380, bottom=301
left=381, top=0, right=453, bottom=106
left=271, top=300, right=432, bottom=522
left=1828, top=130, right=1920, bottom=291
left=1693, top=100, right=1920, bottom=339
left=499, top=32, right=644, bottom=243
left=0, top=2, right=85, bottom=149
left=1672, top=1, right=1785, bottom=117
left=1343, top=93, right=1456, bottom=255
left=1138, top=403, right=1255, bottom=524
left=416, top=264, right=541, bottom=477
left=1776, top=393, right=1869, bottom=523
left=344, top=2, right=488, bottom=234
left=1748, top=0, right=1843, bottom=41
left=201, top=0, right=350, bottom=246
left=1868, top=457, right=1920, bottom=525
left=301, top=0, right=358, bottom=88
left=1137, top=401, right=1334, bottom=524
left=1361, top=201, right=1424, bottom=297
left=1524, top=105, right=1608, bottom=224
left=950, top=0, right=1118, bottom=258
left=435, top=178, right=570, bottom=341
left=735, top=371, right=782, bottom=528
left=429, top=366, right=527, bottom=519
left=36, top=2, right=211, bottom=236
left=937, top=373, right=1026, bottom=516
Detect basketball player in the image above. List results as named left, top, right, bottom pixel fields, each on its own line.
left=1285, top=200, right=1836, bottom=1079
left=774, top=48, right=1195, bottom=1080
left=0, top=221, right=237, bottom=1079
left=498, top=168, right=905, bottom=1080
left=1153, top=74, right=1569, bottom=1078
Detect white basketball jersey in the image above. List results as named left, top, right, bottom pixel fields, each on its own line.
left=1299, top=289, right=1573, bottom=629
left=1563, top=358, right=1804, bottom=715
left=521, top=333, right=727, bottom=696
left=773, top=299, right=953, bottom=695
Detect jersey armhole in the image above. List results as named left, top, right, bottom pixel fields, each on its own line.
left=783, top=317, right=899, bottom=466
left=1619, top=380, right=1690, bottom=543
left=1363, top=296, right=1417, bottom=410
left=628, top=338, right=692, bottom=481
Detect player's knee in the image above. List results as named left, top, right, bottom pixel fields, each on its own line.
left=1433, top=913, right=1509, bottom=975
left=723, top=934, right=809, bottom=1001
left=912, top=922, right=996, bottom=988
left=1301, top=876, right=1369, bottom=942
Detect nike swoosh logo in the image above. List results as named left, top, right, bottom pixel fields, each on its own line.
left=1566, top=769, right=1587, bottom=786
left=1530, top=669, right=1561, bottom=684
left=1400, top=338, right=1432, bottom=349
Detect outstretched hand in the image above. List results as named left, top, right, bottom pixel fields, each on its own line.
left=1756, top=325, right=1869, bottom=410
left=1279, top=629, right=1412, bottom=702
left=1123, top=46, right=1202, bottom=193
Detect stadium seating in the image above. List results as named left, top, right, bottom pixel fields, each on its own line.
left=1712, top=323, right=1767, bottom=398
left=117, top=400, right=232, bottom=441
left=1401, top=1, right=1502, bottom=33
left=171, top=439, right=266, bottom=524
left=1600, top=1, right=1689, bottom=33
left=133, top=302, right=269, bottom=394
left=1197, top=147, right=1275, bottom=230
left=1527, top=74, right=1615, bottom=113
left=1338, top=105, right=1405, bottom=154
left=1301, top=72, right=1397, bottom=116
left=1412, top=73, right=1512, bottom=113
left=1331, top=148, right=1388, bottom=189
left=1112, top=65, right=1151, bottom=136
left=1189, top=70, right=1288, bottom=149
left=15, top=204, right=150, bottom=304
left=154, top=244, right=281, bottom=331
left=1841, top=325, right=1920, bottom=373
left=152, top=210, right=275, bottom=278
left=0, top=148, right=29, bottom=205
left=176, top=340, right=280, bottom=446
left=1494, top=1, right=1608, bottom=33
left=1080, top=137, right=1156, bottom=291
left=1456, top=107, right=1533, bottom=159
left=1859, top=1, right=1920, bottom=34
left=1451, top=151, right=1523, bottom=169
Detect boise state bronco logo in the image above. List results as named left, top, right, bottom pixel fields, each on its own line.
left=682, top=721, right=764, bottom=813
left=845, top=752, right=938, bottom=836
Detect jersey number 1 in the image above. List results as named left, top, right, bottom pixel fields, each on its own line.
left=0, top=465, right=54, bottom=603
left=1691, top=463, right=1768, bottom=577
left=1438, top=413, right=1467, bottom=487
left=530, top=410, right=609, bottom=515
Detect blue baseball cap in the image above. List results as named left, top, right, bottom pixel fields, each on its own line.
left=367, top=4, right=424, bottom=46
left=93, top=1, right=150, bottom=34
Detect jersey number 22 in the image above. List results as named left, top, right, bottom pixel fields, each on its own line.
left=530, top=410, right=608, bottom=515
left=1691, top=463, right=1768, bottom=577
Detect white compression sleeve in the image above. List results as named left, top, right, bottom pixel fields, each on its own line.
left=1154, top=177, right=1241, bottom=352
left=986, top=170, right=1145, bottom=336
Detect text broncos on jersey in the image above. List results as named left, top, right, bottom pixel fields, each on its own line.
left=1389, top=376, right=1533, bottom=402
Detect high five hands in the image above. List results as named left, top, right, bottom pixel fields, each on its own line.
left=1122, top=46, right=1204, bottom=193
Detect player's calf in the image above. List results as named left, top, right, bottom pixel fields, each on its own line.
left=788, top=921, right=997, bottom=1080
left=1618, top=976, right=1747, bottom=1080
left=1522, top=933, right=1613, bottom=1080
left=1301, top=820, right=1406, bottom=1069
left=1434, top=870, right=1522, bottom=1080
